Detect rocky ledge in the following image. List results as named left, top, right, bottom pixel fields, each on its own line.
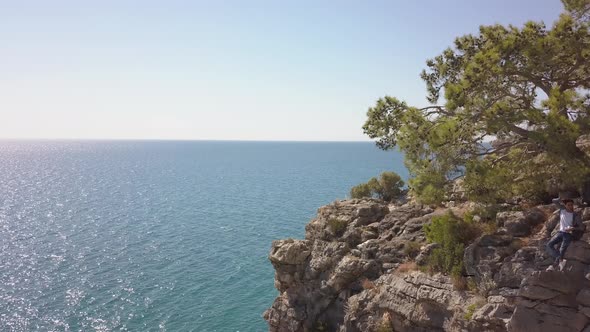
left=263, top=199, right=590, bottom=331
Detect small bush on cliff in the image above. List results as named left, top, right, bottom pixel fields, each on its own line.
left=423, top=212, right=480, bottom=277
left=327, top=218, right=348, bottom=235
left=396, top=261, right=418, bottom=273
left=464, top=304, right=477, bottom=320
left=463, top=299, right=486, bottom=320
left=350, top=171, right=405, bottom=201
left=350, top=183, right=372, bottom=199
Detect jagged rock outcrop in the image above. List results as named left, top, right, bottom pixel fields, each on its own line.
left=342, top=272, right=473, bottom=331
left=264, top=199, right=590, bottom=331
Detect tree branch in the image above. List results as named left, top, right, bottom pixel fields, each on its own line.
left=505, top=70, right=552, bottom=96
left=505, top=123, right=533, bottom=139
left=420, top=106, right=452, bottom=117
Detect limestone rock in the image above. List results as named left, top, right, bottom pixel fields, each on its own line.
left=508, top=305, right=588, bottom=332
left=508, top=269, right=589, bottom=332
left=305, top=199, right=389, bottom=245
left=342, top=272, right=466, bottom=331
left=269, top=239, right=311, bottom=265
left=264, top=198, right=590, bottom=331
left=464, top=234, right=518, bottom=283
left=472, top=303, right=513, bottom=330
left=496, top=209, right=546, bottom=237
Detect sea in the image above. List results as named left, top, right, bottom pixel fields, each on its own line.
left=0, top=140, right=406, bottom=332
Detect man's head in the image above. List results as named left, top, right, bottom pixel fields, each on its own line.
left=563, top=199, right=575, bottom=212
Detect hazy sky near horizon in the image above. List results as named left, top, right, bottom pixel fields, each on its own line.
left=1, top=0, right=562, bottom=141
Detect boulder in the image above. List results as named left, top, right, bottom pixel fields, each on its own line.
left=472, top=303, right=513, bottom=330
left=494, top=248, right=534, bottom=287
left=306, top=240, right=349, bottom=279
left=508, top=305, right=588, bottom=332
left=508, top=269, right=589, bottom=332
left=268, top=239, right=312, bottom=292
left=496, top=209, right=546, bottom=237
left=269, top=239, right=311, bottom=265
left=565, top=240, right=590, bottom=264
left=305, top=199, right=389, bottom=244
left=464, top=234, right=518, bottom=282
left=326, top=256, right=377, bottom=291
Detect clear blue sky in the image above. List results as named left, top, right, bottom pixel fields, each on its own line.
left=0, top=0, right=563, bottom=141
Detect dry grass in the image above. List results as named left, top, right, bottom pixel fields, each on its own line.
left=403, top=241, right=422, bottom=258
left=452, top=275, right=468, bottom=291
left=361, top=278, right=376, bottom=290
left=509, top=237, right=529, bottom=252
left=530, top=222, right=545, bottom=236
left=478, top=221, right=498, bottom=235
left=376, top=312, right=394, bottom=332
left=343, top=298, right=360, bottom=321
left=396, top=261, right=418, bottom=273
left=327, top=218, right=348, bottom=235
left=518, top=236, right=531, bottom=246
left=467, top=275, right=497, bottom=296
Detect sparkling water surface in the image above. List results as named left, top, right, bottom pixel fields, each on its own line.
left=0, top=141, right=405, bottom=331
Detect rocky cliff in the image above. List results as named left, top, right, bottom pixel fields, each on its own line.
left=263, top=199, right=590, bottom=331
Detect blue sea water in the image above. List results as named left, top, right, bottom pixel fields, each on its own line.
left=0, top=141, right=406, bottom=332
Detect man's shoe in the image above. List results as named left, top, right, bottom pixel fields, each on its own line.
left=559, top=259, right=567, bottom=271
left=546, top=265, right=555, bottom=271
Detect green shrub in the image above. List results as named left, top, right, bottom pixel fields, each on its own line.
left=327, top=218, right=348, bottom=235
left=467, top=278, right=478, bottom=293
left=423, top=212, right=480, bottom=277
left=374, top=172, right=405, bottom=201
left=349, top=171, right=405, bottom=201
left=464, top=304, right=477, bottom=320
left=350, top=183, right=372, bottom=199
left=408, top=171, right=447, bottom=205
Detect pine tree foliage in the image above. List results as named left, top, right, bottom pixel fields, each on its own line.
left=363, top=1, right=590, bottom=203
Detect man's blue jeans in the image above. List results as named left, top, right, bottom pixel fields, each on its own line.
left=546, top=231, right=573, bottom=261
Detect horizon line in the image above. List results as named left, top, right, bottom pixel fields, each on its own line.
left=0, top=137, right=376, bottom=143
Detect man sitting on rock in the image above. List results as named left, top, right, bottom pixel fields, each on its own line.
left=546, top=198, right=582, bottom=271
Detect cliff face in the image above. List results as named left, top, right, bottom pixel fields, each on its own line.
left=264, top=199, right=590, bottom=332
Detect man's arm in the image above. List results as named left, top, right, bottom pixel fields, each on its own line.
left=553, top=197, right=565, bottom=210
